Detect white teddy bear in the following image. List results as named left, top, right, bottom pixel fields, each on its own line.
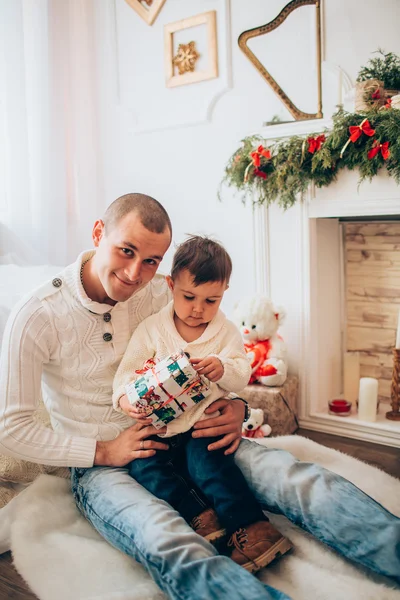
left=242, top=408, right=272, bottom=439
left=234, top=295, right=288, bottom=387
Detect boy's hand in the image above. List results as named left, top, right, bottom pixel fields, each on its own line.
left=190, top=356, right=224, bottom=382
left=119, top=394, right=153, bottom=425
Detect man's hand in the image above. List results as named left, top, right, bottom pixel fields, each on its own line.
left=191, top=356, right=224, bottom=382
left=192, top=398, right=245, bottom=455
left=94, top=422, right=168, bottom=467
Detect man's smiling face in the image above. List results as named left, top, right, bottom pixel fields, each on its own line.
left=92, top=211, right=171, bottom=303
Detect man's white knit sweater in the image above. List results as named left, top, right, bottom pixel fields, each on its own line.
left=112, top=302, right=251, bottom=437
left=0, top=251, right=170, bottom=468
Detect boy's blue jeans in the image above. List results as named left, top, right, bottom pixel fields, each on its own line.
left=71, top=439, right=400, bottom=600
left=128, top=431, right=266, bottom=534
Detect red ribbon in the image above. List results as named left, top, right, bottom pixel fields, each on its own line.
left=250, top=145, right=271, bottom=167
left=349, top=119, right=376, bottom=142
left=135, top=358, right=157, bottom=375
left=340, top=119, right=376, bottom=157
left=367, top=140, right=390, bottom=161
left=254, top=168, right=267, bottom=179
left=371, top=89, right=381, bottom=100
left=307, top=134, right=326, bottom=154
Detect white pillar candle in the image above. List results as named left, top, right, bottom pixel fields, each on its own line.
left=343, top=352, right=360, bottom=406
left=396, top=308, right=400, bottom=349
left=358, top=377, right=379, bottom=422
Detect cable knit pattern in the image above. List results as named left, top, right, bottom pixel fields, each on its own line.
left=113, top=302, right=251, bottom=437
left=0, top=250, right=171, bottom=468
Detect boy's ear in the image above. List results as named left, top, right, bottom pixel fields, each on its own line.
left=166, top=275, right=174, bottom=292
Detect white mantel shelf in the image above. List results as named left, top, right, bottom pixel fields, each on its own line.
left=258, top=117, right=332, bottom=142
left=300, top=405, right=400, bottom=448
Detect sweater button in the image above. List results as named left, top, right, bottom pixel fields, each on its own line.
left=103, top=312, right=111, bottom=322
left=103, top=332, right=113, bottom=342
left=52, top=278, right=62, bottom=288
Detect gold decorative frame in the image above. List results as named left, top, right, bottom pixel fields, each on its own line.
left=124, top=0, right=167, bottom=26
left=164, top=11, right=218, bottom=88
left=238, top=0, right=322, bottom=121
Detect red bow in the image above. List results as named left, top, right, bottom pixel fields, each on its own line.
left=371, top=89, right=381, bottom=100
left=367, top=140, right=390, bottom=161
left=340, top=119, right=376, bottom=158
left=250, top=145, right=271, bottom=167
left=254, top=168, right=267, bottom=180
left=135, top=358, right=157, bottom=375
left=307, top=134, right=326, bottom=154
left=349, top=119, right=376, bottom=142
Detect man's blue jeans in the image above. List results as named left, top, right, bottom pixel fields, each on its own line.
left=128, top=432, right=266, bottom=534
left=71, top=439, right=400, bottom=600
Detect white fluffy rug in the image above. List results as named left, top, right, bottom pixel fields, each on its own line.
left=6, top=436, right=400, bottom=600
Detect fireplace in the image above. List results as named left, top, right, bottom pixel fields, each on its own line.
left=252, top=119, right=400, bottom=448
left=301, top=171, right=400, bottom=447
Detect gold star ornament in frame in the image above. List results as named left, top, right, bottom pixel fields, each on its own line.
left=173, top=42, right=200, bottom=76
left=164, top=11, right=218, bottom=88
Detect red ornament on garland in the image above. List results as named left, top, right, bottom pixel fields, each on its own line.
left=254, top=168, right=267, bottom=180
left=250, top=145, right=271, bottom=167
left=340, top=118, right=376, bottom=157
left=307, top=134, right=326, bottom=154
left=349, top=119, right=375, bottom=142
left=367, top=140, right=390, bottom=160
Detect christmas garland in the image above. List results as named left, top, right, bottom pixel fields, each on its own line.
left=220, top=108, right=400, bottom=209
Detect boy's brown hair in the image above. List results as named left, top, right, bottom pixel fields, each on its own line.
left=171, top=235, right=232, bottom=286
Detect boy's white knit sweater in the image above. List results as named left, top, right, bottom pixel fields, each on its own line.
left=112, top=301, right=251, bottom=437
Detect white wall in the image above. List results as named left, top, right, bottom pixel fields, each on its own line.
left=91, top=0, right=400, bottom=373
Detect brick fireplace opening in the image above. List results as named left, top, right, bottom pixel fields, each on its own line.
left=344, top=220, right=400, bottom=405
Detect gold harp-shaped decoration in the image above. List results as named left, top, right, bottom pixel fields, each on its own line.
left=238, top=0, right=323, bottom=121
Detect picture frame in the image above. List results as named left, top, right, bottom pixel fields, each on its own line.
left=124, top=0, right=167, bottom=26
left=164, top=11, right=218, bottom=88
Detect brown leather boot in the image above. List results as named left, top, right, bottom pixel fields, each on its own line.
left=227, top=521, right=292, bottom=573
left=190, top=508, right=226, bottom=543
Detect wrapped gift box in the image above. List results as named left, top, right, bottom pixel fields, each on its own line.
left=125, top=350, right=211, bottom=429
left=240, top=375, right=299, bottom=436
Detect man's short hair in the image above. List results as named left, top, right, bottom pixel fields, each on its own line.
left=103, top=193, right=172, bottom=237
left=171, top=235, right=232, bottom=285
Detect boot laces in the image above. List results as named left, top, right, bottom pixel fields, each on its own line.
left=228, top=528, right=248, bottom=550
left=191, top=515, right=202, bottom=530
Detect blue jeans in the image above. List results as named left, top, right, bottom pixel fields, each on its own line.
left=128, top=432, right=266, bottom=534
left=71, top=439, right=400, bottom=600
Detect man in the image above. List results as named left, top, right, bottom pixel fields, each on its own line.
left=0, top=194, right=399, bottom=600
